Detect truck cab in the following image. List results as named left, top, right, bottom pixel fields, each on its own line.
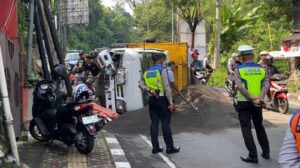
left=95, top=48, right=168, bottom=113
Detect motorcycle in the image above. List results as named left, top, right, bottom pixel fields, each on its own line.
left=194, top=68, right=213, bottom=85
left=225, top=76, right=237, bottom=97
left=268, top=74, right=289, bottom=114
left=29, top=64, right=100, bottom=154
left=194, top=69, right=208, bottom=85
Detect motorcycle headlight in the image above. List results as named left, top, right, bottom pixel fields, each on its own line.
left=40, top=83, right=49, bottom=90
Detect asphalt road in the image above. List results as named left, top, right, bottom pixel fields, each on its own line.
left=104, top=87, right=300, bottom=168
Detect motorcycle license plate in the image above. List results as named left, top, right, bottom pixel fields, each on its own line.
left=82, top=115, right=99, bottom=125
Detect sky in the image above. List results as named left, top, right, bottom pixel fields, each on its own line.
left=101, top=0, right=133, bottom=15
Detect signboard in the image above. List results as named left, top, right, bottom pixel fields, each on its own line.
left=58, top=0, right=89, bottom=25
left=270, top=45, right=300, bottom=58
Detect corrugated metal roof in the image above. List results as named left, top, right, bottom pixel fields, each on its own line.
left=283, top=33, right=300, bottom=41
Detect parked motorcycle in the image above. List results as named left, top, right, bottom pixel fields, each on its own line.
left=194, top=68, right=213, bottom=85
left=268, top=74, right=289, bottom=114
left=195, top=69, right=208, bottom=85
left=29, top=64, right=100, bottom=154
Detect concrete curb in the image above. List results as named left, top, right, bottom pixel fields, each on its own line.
left=287, top=93, right=300, bottom=101
left=103, top=131, right=131, bottom=168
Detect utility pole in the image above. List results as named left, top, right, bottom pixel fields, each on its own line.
left=214, top=0, right=221, bottom=69
left=0, top=47, right=20, bottom=165
left=171, top=6, right=174, bottom=42
left=26, top=0, right=35, bottom=80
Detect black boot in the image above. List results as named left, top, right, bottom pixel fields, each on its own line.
left=152, top=147, right=163, bottom=154
left=240, top=155, right=258, bottom=163
left=166, top=146, right=180, bottom=154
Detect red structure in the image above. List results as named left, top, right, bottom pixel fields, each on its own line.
left=0, top=0, right=18, bottom=42
left=0, top=0, right=22, bottom=135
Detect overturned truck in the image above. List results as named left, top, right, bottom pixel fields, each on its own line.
left=94, top=48, right=169, bottom=113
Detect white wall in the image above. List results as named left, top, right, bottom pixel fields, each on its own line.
left=178, top=20, right=206, bottom=66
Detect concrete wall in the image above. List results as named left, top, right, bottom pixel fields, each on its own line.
left=0, top=35, right=21, bottom=135
left=178, top=20, right=206, bottom=66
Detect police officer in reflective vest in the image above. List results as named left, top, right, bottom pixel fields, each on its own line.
left=139, top=53, right=180, bottom=154
left=279, top=110, right=300, bottom=167
left=234, top=45, right=270, bottom=163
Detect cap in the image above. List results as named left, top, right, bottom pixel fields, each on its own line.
left=238, top=45, right=254, bottom=55
left=231, top=53, right=238, bottom=57
left=192, top=50, right=199, bottom=59
left=259, top=50, right=269, bottom=56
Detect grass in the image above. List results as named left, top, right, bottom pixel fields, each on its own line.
left=288, top=80, right=300, bottom=93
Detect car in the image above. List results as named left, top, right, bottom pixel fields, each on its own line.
left=65, top=51, right=81, bottom=65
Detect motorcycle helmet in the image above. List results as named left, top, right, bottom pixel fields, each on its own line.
left=74, top=83, right=89, bottom=101
left=259, top=50, right=269, bottom=56
left=53, top=64, right=68, bottom=79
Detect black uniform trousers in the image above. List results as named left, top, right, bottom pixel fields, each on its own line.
left=237, top=101, right=270, bottom=158
left=148, top=96, right=174, bottom=149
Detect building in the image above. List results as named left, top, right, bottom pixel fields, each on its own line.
left=0, top=0, right=22, bottom=135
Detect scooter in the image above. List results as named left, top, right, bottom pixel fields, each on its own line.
left=73, top=81, right=120, bottom=130
left=268, top=74, right=289, bottom=114
left=194, top=69, right=208, bottom=85
left=29, top=65, right=99, bottom=154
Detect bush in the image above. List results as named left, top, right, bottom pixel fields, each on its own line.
left=209, top=65, right=227, bottom=87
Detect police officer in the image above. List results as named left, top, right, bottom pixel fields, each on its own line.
left=139, top=53, right=180, bottom=154
left=279, top=109, right=300, bottom=167
left=234, top=45, right=270, bottom=163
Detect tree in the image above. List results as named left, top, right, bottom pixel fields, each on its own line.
left=165, top=0, right=214, bottom=49
left=132, top=0, right=172, bottom=42
left=290, top=0, right=300, bottom=79
left=67, top=0, right=135, bottom=51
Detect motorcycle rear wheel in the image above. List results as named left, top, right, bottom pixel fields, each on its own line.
left=29, top=120, right=50, bottom=142
left=276, top=98, right=289, bottom=114
left=74, top=128, right=94, bottom=154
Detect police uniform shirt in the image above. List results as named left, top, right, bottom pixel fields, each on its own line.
left=234, top=60, right=270, bottom=101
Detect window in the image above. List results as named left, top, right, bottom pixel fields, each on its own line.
left=8, top=40, right=14, bottom=59
left=4, top=68, right=11, bottom=94
left=14, top=73, right=19, bottom=107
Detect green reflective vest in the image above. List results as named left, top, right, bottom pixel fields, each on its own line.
left=236, top=64, right=266, bottom=101
left=143, top=65, right=164, bottom=96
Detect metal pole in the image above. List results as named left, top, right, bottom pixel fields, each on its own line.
left=0, top=47, right=20, bottom=165
left=26, top=0, right=35, bottom=80
left=34, top=4, right=51, bottom=80
left=171, top=7, right=174, bottom=43
left=37, top=0, right=56, bottom=70
left=214, top=0, right=221, bottom=69
left=42, top=0, right=65, bottom=64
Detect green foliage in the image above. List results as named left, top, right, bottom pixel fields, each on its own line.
left=288, top=80, right=300, bottom=93
left=209, top=66, right=227, bottom=87
left=67, top=0, right=135, bottom=51
left=18, top=3, right=29, bottom=52
left=133, top=0, right=172, bottom=42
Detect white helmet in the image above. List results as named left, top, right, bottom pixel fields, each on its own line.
left=259, top=50, right=269, bottom=56
left=238, top=45, right=254, bottom=55
left=74, top=83, right=89, bottom=101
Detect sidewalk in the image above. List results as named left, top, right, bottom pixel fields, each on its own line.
left=19, top=132, right=115, bottom=168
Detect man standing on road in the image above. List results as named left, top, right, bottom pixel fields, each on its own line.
left=234, top=45, right=270, bottom=163
left=167, top=61, right=177, bottom=90
left=139, top=53, right=180, bottom=154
